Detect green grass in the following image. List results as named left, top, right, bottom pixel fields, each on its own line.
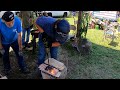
left=61, top=29, right=120, bottom=79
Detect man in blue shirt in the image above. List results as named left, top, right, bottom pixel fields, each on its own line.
left=0, top=11, right=30, bottom=75
left=35, top=16, right=70, bottom=66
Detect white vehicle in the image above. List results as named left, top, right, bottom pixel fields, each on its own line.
left=0, top=11, right=20, bottom=18
left=43, top=11, right=70, bottom=17
left=93, top=11, right=117, bottom=21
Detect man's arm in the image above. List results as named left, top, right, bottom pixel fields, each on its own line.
left=18, top=32, right=22, bottom=51
left=52, top=42, right=61, bottom=47
left=16, top=16, right=23, bottom=51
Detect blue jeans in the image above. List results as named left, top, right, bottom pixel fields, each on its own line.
left=2, top=40, right=27, bottom=71
left=22, top=28, right=31, bottom=46
left=37, top=34, right=59, bottom=65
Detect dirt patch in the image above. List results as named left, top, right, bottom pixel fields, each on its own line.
left=0, top=46, right=71, bottom=79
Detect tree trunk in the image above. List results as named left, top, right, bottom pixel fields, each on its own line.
left=72, top=11, right=83, bottom=52
left=76, top=11, right=82, bottom=38
left=72, top=11, right=91, bottom=55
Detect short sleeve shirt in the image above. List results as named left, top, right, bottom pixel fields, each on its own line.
left=0, top=16, right=22, bottom=44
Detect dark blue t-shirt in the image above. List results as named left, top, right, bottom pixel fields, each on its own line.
left=36, top=16, right=68, bottom=44
left=0, top=16, right=22, bottom=44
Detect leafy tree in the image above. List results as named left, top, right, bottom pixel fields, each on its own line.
left=72, top=11, right=91, bottom=53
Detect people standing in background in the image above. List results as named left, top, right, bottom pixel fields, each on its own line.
left=19, top=11, right=34, bottom=50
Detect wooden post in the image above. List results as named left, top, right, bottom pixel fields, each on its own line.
left=72, top=11, right=83, bottom=52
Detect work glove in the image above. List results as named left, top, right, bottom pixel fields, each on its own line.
left=18, top=50, right=23, bottom=56
left=0, top=49, right=5, bottom=55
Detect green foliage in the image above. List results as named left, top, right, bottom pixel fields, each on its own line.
left=79, top=11, right=91, bottom=39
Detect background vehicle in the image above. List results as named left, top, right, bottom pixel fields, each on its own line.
left=92, top=11, right=118, bottom=22
left=43, top=11, right=70, bottom=17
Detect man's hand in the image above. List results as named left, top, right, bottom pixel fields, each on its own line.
left=51, top=42, right=61, bottom=47
left=0, top=48, right=5, bottom=55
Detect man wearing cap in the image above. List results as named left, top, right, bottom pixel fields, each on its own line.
left=0, top=11, right=30, bottom=75
left=35, top=16, right=70, bottom=66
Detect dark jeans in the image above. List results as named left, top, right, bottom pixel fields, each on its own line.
left=22, top=28, right=31, bottom=46
left=37, top=34, right=59, bottom=65
left=2, top=40, right=26, bottom=71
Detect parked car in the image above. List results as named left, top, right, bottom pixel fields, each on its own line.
left=42, top=11, right=70, bottom=17
left=93, top=11, right=118, bottom=22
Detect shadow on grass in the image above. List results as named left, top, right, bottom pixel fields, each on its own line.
left=108, top=41, right=119, bottom=47
left=61, top=40, right=120, bottom=79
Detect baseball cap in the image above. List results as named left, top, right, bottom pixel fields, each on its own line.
left=55, top=19, right=70, bottom=43
left=2, top=11, right=14, bottom=22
